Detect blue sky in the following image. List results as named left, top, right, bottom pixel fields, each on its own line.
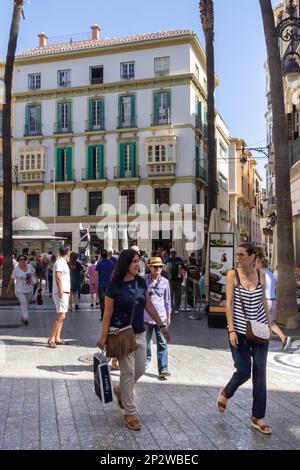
left=0, top=0, right=272, bottom=175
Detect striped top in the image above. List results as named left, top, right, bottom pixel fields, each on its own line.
left=233, top=270, right=268, bottom=335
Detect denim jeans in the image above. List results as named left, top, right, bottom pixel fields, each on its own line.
left=98, top=287, right=107, bottom=319
left=224, top=333, right=269, bottom=420
left=145, top=322, right=168, bottom=373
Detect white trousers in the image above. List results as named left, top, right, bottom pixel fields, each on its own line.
left=15, top=292, right=32, bottom=320
left=118, top=331, right=146, bottom=416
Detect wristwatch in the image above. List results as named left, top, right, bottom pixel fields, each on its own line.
left=159, top=324, right=166, bottom=329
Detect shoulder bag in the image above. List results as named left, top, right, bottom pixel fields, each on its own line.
left=105, top=280, right=138, bottom=359
left=234, top=269, right=270, bottom=344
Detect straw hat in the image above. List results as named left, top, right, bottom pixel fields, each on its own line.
left=148, top=256, right=163, bottom=266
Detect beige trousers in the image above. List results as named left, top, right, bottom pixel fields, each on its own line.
left=118, top=331, right=146, bottom=416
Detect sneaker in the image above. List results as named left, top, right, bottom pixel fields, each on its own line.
left=159, top=370, right=171, bottom=379
left=282, top=336, right=292, bottom=352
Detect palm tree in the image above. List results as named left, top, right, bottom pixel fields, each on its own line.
left=199, top=0, right=217, bottom=221
left=259, top=0, right=298, bottom=328
left=1, top=0, right=25, bottom=298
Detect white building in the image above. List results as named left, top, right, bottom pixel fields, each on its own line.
left=12, top=26, right=229, bottom=256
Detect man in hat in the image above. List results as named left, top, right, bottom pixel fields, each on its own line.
left=144, top=256, right=171, bottom=379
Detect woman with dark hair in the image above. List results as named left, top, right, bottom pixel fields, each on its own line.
left=69, top=252, right=84, bottom=310
left=218, top=243, right=273, bottom=434
left=97, top=249, right=169, bottom=431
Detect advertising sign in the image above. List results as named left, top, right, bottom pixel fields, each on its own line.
left=209, top=233, right=234, bottom=311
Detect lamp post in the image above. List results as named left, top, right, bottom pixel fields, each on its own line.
left=276, top=0, right=300, bottom=88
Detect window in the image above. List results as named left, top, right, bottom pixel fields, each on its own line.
left=147, top=143, right=174, bottom=163
left=88, top=191, right=103, bottom=216
left=119, top=142, right=136, bottom=178
left=18, top=148, right=45, bottom=182
left=57, top=70, right=71, bottom=87
left=220, top=209, right=228, bottom=221
left=56, top=147, right=72, bottom=182
left=120, top=62, right=135, bottom=79
left=195, top=64, right=199, bottom=80
left=87, top=145, right=104, bottom=179
left=219, top=143, right=228, bottom=160
left=153, top=91, right=171, bottom=125
left=57, top=193, right=71, bottom=216
left=25, top=105, right=41, bottom=135
left=120, top=190, right=135, bottom=214
left=28, top=73, right=41, bottom=89
left=90, top=66, right=103, bottom=84
left=27, top=194, right=39, bottom=217
left=154, top=57, right=170, bottom=76
left=154, top=188, right=170, bottom=206
left=118, top=95, right=136, bottom=128
left=219, top=173, right=228, bottom=191
left=56, top=101, right=72, bottom=133
left=88, top=97, right=104, bottom=130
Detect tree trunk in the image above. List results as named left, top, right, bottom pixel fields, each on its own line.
left=200, top=0, right=217, bottom=221
left=259, top=0, right=298, bottom=328
left=1, top=0, right=25, bottom=299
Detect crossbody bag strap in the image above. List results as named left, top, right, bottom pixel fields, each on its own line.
left=234, top=269, right=247, bottom=320
left=129, top=279, right=138, bottom=325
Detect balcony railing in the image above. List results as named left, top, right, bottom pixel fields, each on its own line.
left=117, top=115, right=137, bottom=129
left=85, top=119, right=105, bottom=132
left=58, top=80, right=71, bottom=88
left=24, top=124, right=42, bottom=137
left=50, top=169, right=75, bottom=182
left=54, top=121, right=73, bottom=134
left=151, top=111, right=171, bottom=126
left=114, top=165, right=140, bottom=179
left=18, top=171, right=45, bottom=183
left=147, top=162, right=176, bottom=177
left=82, top=167, right=107, bottom=180
left=91, top=77, right=103, bottom=85
left=194, top=159, right=208, bottom=181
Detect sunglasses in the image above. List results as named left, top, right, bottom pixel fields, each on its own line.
left=150, top=265, right=163, bottom=269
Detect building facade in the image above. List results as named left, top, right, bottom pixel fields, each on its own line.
left=0, top=62, right=4, bottom=224
left=12, top=27, right=229, bottom=256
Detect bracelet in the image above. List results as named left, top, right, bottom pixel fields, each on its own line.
left=159, top=325, right=166, bottom=329
left=228, top=330, right=235, bottom=334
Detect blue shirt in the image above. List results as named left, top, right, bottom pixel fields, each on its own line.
left=106, top=277, right=147, bottom=333
left=264, top=268, right=276, bottom=300
left=96, top=259, right=115, bottom=288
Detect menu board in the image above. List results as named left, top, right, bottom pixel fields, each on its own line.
left=209, top=233, right=234, bottom=310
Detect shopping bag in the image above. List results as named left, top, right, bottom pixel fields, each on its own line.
left=93, top=351, right=113, bottom=404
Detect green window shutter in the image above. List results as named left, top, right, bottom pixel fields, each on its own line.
left=25, top=105, right=29, bottom=134
left=120, top=143, right=125, bottom=177
left=97, top=145, right=104, bottom=179
left=68, top=101, right=72, bottom=130
left=166, top=91, right=171, bottom=122
left=130, top=142, right=136, bottom=177
left=87, top=146, right=94, bottom=179
left=57, top=102, right=62, bottom=129
left=100, top=98, right=105, bottom=129
left=118, top=96, right=122, bottom=128
left=66, top=147, right=72, bottom=181
left=154, top=92, right=159, bottom=125
left=56, top=148, right=63, bottom=181
left=197, top=100, right=202, bottom=128
left=204, top=107, right=207, bottom=124
left=37, top=105, right=41, bottom=133
left=195, top=145, right=200, bottom=178
left=130, top=95, right=135, bottom=127
left=88, top=99, right=93, bottom=129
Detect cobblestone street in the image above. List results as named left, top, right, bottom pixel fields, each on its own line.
left=0, top=298, right=299, bottom=450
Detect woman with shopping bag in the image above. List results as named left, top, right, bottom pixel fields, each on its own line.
left=97, top=249, right=169, bottom=431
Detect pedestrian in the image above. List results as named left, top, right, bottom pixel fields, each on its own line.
left=144, top=256, right=172, bottom=379
left=47, top=254, right=57, bottom=298
left=96, top=249, right=115, bottom=320
left=87, top=257, right=99, bottom=307
left=218, top=243, right=273, bottom=435
left=6, top=254, right=36, bottom=326
left=69, top=252, right=84, bottom=310
left=255, top=256, right=292, bottom=352
left=130, top=245, right=146, bottom=276
left=47, top=245, right=71, bottom=348
left=97, top=249, right=169, bottom=431
left=165, top=249, right=185, bottom=313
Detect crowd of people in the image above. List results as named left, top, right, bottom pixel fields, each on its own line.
left=1, top=241, right=296, bottom=435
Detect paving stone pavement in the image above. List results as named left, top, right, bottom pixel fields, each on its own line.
left=0, top=297, right=300, bottom=450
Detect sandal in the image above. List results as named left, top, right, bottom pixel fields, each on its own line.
left=55, top=340, right=69, bottom=345
left=251, top=417, right=272, bottom=435
left=111, top=359, right=119, bottom=370
left=124, top=415, right=141, bottom=431
left=217, top=388, right=227, bottom=413
left=47, top=340, right=57, bottom=349
left=113, top=385, right=124, bottom=410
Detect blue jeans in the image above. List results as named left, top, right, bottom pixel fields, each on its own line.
left=145, top=322, right=168, bottom=373
left=224, top=333, right=269, bottom=420
left=98, top=287, right=107, bottom=319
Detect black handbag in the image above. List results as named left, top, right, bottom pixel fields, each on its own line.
left=80, top=279, right=90, bottom=295
left=36, top=288, right=43, bottom=305
left=93, top=351, right=113, bottom=404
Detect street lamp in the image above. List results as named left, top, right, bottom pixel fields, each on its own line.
left=276, top=0, right=300, bottom=88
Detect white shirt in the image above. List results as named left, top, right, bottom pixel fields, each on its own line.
left=52, top=257, right=70, bottom=294
left=12, top=264, right=35, bottom=294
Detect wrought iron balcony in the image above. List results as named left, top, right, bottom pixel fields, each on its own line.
left=151, top=111, right=171, bottom=126
left=195, top=115, right=203, bottom=131
left=194, top=159, right=208, bottom=181
left=54, top=121, right=73, bottom=134
left=117, top=115, right=137, bottom=129
left=50, top=169, right=75, bottom=182
left=85, top=119, right=105, bottom=132
left=24, top=124, right=42, bottom=137
left=81, top=167, right=107, bottom=180
left=114, top=165, right=140, bottom=179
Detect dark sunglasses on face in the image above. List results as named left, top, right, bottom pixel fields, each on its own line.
left=150, top=265, right=162, bottom=269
